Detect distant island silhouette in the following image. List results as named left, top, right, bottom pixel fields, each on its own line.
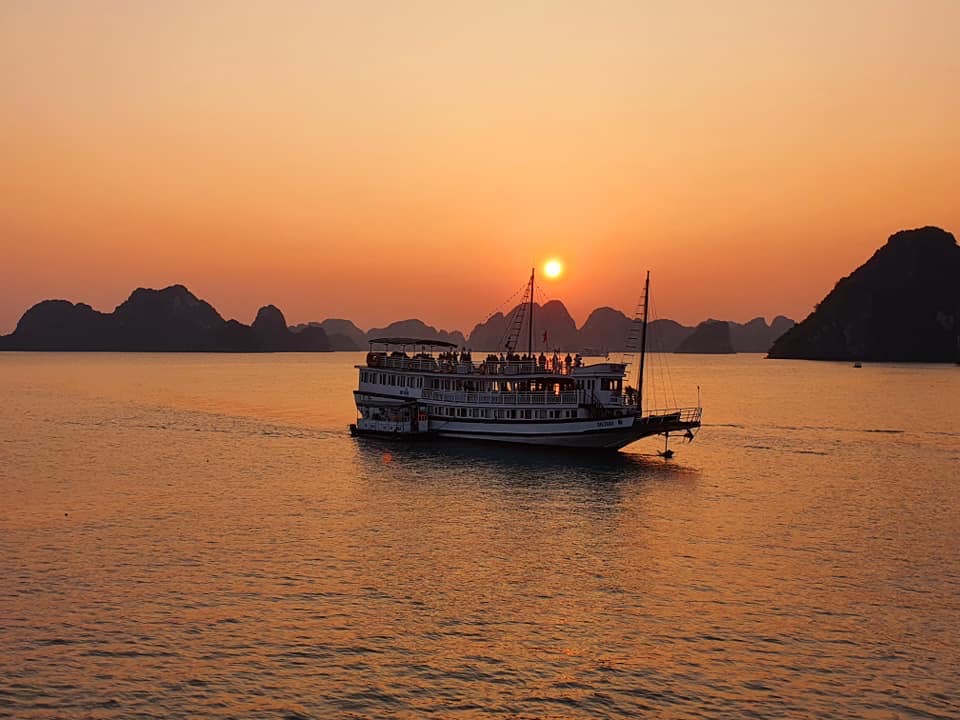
left=675, top=321, right=736, bottom=354
left=0, top=284, right=794, bottom=354
left=0, top=285, right=332, bottom=352
left=768, top=226, right=960, bottom=362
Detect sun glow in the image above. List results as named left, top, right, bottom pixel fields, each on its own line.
left=544, top=259, right=563, bottom=279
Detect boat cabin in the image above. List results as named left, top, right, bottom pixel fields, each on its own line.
left=357, top=338, right=633, bottom=412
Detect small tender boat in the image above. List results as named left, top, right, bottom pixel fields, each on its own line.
left=350, top=270, right=701, bottom=452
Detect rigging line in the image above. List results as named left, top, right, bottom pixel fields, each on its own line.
left=499, top=276, right=536, bottom=353
left=644, top=288, right=664, bottom=410
left=655, top=295, right=678, bottom=408
left=497, top=299, right=525, bottom=352
left=650, top=294, right=677, bottom=409
left=479, top=283, right=527, bottom=325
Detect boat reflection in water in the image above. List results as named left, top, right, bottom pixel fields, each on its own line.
left=354, top=434, right=699, bottom=481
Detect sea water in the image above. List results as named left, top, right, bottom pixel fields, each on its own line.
left=1, top=352, right=958, bottom=718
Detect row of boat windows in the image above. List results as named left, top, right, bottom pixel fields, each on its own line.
left=430, top=406, right=577, bottom=420
left=359, top=371, right=620, bottom=392
left=359, top=371, right=425, bottom=388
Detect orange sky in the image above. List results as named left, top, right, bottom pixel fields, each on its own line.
left=2, top=1, right=958, bottom=335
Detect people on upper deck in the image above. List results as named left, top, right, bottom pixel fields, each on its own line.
left=538, top=351, right=547, bottom=369
left=564, top=353, right=573, bottom=371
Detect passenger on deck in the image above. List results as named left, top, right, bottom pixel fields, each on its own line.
left=564, top=353, right=573, bottom=372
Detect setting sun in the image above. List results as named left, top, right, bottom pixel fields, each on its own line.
left=544, top=259, right=563, bottom=279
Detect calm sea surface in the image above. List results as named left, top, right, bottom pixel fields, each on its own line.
left=1, top=352, right=958, bottom=719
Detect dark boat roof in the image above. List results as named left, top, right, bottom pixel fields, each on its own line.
left=368, top=337, right=458, bottom=348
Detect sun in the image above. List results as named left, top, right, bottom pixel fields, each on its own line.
left=544, top=259, right=563, bottom=279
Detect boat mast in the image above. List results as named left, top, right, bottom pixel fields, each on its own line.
left=527, top=266, right=535, bottom=356
left=637, top=271, right=650, bottom=414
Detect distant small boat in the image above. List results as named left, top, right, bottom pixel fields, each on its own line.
left=853, top=361, right=862, bottom=368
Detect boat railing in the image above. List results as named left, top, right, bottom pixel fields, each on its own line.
left=639, top=407, right=703, bottom=424
left=486, top=360, right=575, bottom=376
left=422, top=389, right=579, bottom=405
left=367, top=354, right=577, bottom=376
left=370, top=355, right=441, bottom=372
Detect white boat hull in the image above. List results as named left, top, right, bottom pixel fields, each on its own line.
left=351, top=415, right=697, bottom=450
left=432, top=427, right=645, bottom=449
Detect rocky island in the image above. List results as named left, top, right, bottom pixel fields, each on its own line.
left=0, top=284, right=796, bottom=354
left=0, top=285, right=332, bottom=352
left=768, top=226, right=960, bottom=362
left=675, top=321, right=736, bottom=354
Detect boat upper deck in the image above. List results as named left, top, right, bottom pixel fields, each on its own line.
left=362, top=336, right=625, bottom=378
left=362, top=351, right=632, bottom=379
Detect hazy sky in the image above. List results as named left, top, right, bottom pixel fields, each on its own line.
left=2, top=1, right=958, bottom=334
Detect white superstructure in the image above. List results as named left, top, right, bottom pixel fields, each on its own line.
left=351, top=344, right=700, bottom=449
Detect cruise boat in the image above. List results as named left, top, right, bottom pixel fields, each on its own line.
left=349, top=271, right=702, bottom=452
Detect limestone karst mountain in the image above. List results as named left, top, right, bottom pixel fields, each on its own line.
left=0, top=285, right=330, bottom=352
left=768, top=226, right=959, bottom=362
left=675, top=321, right=736, bottom=354
left=0, top=285, right=795, bottom=355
